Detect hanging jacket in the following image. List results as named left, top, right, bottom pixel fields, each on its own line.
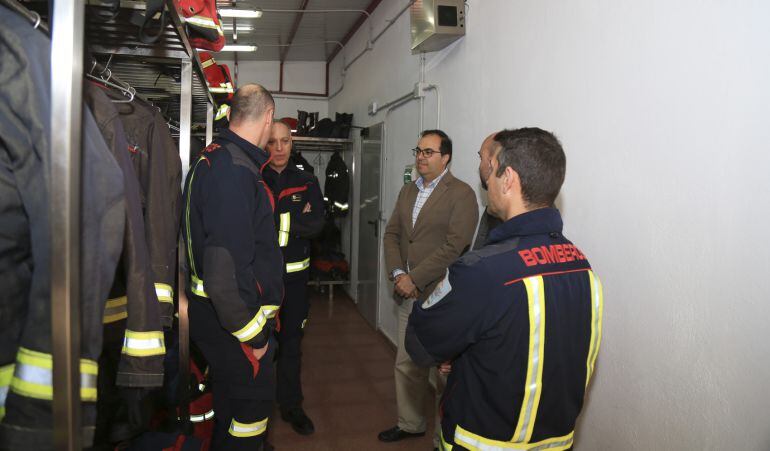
left=262, top=163, right=325, bottom=281
left=84, top=84, right=167, bottom=388
left=0, top=8, right=125, bottom=447
left=289, top=151, right=314, bottom=175
left=323, top=151, right=350, bottom=217
left=109, top=93, right=181, bottom=331
left=200, top=51, right=235, bottom=102
left=406, top=208, right=603, bottom=451
left=182, top=128, right=284, bottom=350
left=176, top=0, right=225, bottom=51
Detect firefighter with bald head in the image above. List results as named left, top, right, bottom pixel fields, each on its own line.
left=263, top=120, right=325, bottom=435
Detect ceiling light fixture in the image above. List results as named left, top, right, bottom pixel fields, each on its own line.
left=221, top=44, right=258, bottom=52
left=219, top=8, right=263, bottom=18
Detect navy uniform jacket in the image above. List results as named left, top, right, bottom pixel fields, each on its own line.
left=262, top=163, right=325, bottom=281
left=182, top=129, right=284, bottom=349
left=406, top=208, right=603, bottom=451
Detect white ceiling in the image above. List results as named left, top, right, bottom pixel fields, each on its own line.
left=215, top=0, right=376, bottom=61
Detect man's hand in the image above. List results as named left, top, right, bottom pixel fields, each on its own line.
left=438, top=361, right=452, bottom=374
left=302, top=202, right=312, bottom=213
left=252, top=342, right=269, bottom=360
left=395, top=274, right=417, bottom=298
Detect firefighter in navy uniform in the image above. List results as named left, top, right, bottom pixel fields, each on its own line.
left=263, top=120, right=325, bottom=435
left=182, top=84, right=283, bottom=451
left=406, top=128, right=604, bottom=451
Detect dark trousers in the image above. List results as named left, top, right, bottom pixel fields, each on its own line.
left=189, top=297, right=275, bottom=451
left=276, top=275, right=310, bottom=410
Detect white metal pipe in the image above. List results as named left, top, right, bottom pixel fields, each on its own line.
left=425, top=84, right=441, bottom=129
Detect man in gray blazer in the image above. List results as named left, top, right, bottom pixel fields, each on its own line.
left=378, top=130, right=479, bottom=448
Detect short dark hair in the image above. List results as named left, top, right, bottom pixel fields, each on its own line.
left=229, top=83, right=275, bottom=125
left=421, top=129, right=452, bottom=164
left=493, top=128, right=566, bottom=208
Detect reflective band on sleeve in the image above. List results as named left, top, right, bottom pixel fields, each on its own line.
left=103, top=296, right=128, bottom=324
left=301, top=319, right=307, bottom=329
left=188, top=409, right=215, bottom=423
left=333, top=201, right=349, bottom=211
left=229, top=417, right=268, bottom=437
left=191, top=274, right=209, bottom=298
left=201, top=58, right=216, bottom=68
left=512, top=276, right=546, bottom=444
left=233, top=305, right=280, bottom=343
left=122, top=330, right=166, bottom=357
left=10, top=348, right=98, bottom=402
left=586, top=270, right=604, bottom=388
left=454, top=426, right=573, bottom=451
left=286, top=258, right=310, bottom=273
left=155, top=283, right=174, bottom=304
left=0, top=363, right=14, bottom=419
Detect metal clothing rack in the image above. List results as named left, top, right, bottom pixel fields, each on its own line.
left=288, top=137, right=356, bottom=303
left=47, top=0, right=215, bottom=448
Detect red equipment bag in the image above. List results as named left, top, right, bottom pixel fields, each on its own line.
left=174, top=0, right=225, bottom=51
left=199, top=52, right=235, bottom=101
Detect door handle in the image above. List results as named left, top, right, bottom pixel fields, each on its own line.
left=367, top=220, right=378, bottom=237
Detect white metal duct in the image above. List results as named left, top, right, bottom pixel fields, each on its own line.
left=410, top=0, right=465, bottom=54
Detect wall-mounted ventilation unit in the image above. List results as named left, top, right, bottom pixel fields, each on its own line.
left=410, top=0, right=465, bottom=54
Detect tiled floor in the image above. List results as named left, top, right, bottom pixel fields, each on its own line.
left=268, top=290, right=436, bottom=451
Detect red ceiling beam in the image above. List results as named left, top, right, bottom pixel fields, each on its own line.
left=281, top=0, right=311, bottom=63
left=326, top=0, right=383, bottom=64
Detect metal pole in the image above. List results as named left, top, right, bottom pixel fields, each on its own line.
left=50, top=0, right=85, bottom=449
left=179, top=59, right=193, bottom=184
left=205, top=102, right=214, bottom=145
left=178, top=58, right=194, bottom=432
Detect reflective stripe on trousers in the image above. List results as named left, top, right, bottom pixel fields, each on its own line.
left=233, top=305, right=280, bottom=342
left=7, top=348, right=98, bottom=402
left=286, top=258, right=310, bottom=273
left=103, top=296, right=128, bottom=324
left=453, top=426, right=574, bottom=451
left=228, top=417, right=268, bottom=437
left=122, top=330, right=166, bottom=357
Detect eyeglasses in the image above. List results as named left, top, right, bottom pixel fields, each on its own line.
left=412, top=147, right=441, bottom=158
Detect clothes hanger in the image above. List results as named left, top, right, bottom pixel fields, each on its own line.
left=88, top=55, right=136, bottom=103
left=0, top=0, right=49, bottom=35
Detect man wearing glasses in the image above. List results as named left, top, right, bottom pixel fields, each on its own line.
left=379, top=130, right=479, bottom=449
